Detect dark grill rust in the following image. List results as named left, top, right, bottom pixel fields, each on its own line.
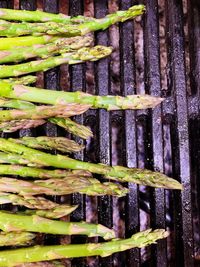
left=0, top=0, right=199, bottom=267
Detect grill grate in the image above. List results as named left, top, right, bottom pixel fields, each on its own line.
left=0, top=0, right=200, bottom=266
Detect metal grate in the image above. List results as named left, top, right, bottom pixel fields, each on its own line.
left=0, top=0, right=200, bottom=266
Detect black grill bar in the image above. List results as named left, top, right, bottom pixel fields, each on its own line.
left=166, top=0, right=194, bottom=266
left=94, top=2, right=113, bottom=267
left=143, top=0, right=167, bottom=266
left=119, top=0, right=140, bottom=266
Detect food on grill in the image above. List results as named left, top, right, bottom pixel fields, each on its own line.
left=0, top=138, right=182, bottom=189
left=0, top=46, right=112, bottom=78
left=0, top=192, right=78, bottom=210
left=0, top=4, right=174, bottom=265
left=0, top=36, right=92, bottom=64
left=10, top=136, right=85, bottom=153
left=0, top=229, right=168, bottom=266
left=0, top=81, right=163, bottom=110
left=0, top=164, right=92, bottom=179
left=0, top=119, right=45, bottom=132
left=0, top=176, right=128, bottom=197
left=0, top=103, right=90, bottom=121
left=0, top=210, right=116, bottom=239
left=0, top=232, right=35, bottom=247
left=2, top=75, right=37, bottom=85
left=0, top=98, right=93, bottom=138
left=0, top=5, right=145, bottom=37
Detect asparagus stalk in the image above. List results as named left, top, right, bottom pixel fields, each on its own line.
left=0, top=97, right=93, bottom=139
left=0, top=210, right=116, bottom=239
left=0, top=177, right=129, bottom=197
left=0, top=103, right=90, bottom=121
left=0, top=152, right=42, bottom=167
left=2, top=75, right=37, bottom=85
left=0, top=138, right=182, bottom=189
left=0, top=97, right=36, bottom=109
left=0, top=192, right=76, bottom=210
left=0, top=5, right=145, bottom=36
left=0, top=36, right=92, bottom=63
left=0, top=229, right=168, bottom=266
left=49, top=117, right=93, bottom=139
left=0, top=8, right=96, bottom=23
left=16, top=262, right=65, bottom=267
left=10, top=136, right=85, bottom=153
left=0, top=35, right=56, bottom=50
left=0, top=164, right=92, bottom=179
left=0, top=231, right=35, bottom=246
left=0, top=46, right=112, bottom=78
left=0, top=119, right=45, bottom=132
left=0, top=81, right=163, bottom=110
left=23, top=205, right=78, bottom=219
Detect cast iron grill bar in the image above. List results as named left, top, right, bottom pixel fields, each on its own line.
left=166, top=0, right=194, bottom=266
left=143, top=0, right=167, bottom=266
left=94, top=1, right=113, bottom=266
left=69, top=1, right=86, bottom=267
left=119, top=0, right=140, bottom=266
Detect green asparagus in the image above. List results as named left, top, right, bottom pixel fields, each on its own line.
left=0, top=119, right=45, bottom=132
left=0, top=8, right=96, bottom=23
left=0, top=36, right=92, bottom=63
left=0, top=192, right=76, bottom=210
left=0, top=152, right=43, bottom=167
left=0, top=5, right=145, bottom=37
left=0, top=231, right=35, bottom=246
left=0, top=81, right=163, bottom=110
left=0, top=138, right=182, bottom=189
left=0, top=164, right=92, bottom=179
left=10, top=136, right=84, bottom=153
left=0, top=35, right=56, bottom=50
left=2, top=75, right=37, bottom=85
left=23, top=205, right=78, bottom=219
left=49, top=117, right=93, bottom=139
left=16, top=261, right=65, bottom=267
left=0, top=229, right=168, bottom=266
left=0, top=46, right=112, bottom=78
left=0, top=177, right=128, bottom=197
left=0, top=103, right=90, bottom=121
left=0, top=97, right=93, bottom=138
left=0, top=210, right=115, bottom=239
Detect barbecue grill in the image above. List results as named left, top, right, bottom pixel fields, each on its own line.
left=0, top=0, right=199, bottom=266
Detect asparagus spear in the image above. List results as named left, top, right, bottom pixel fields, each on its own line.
left=0, top=138, right=182, bottom=189
left=0, top=35, right=56, bottom=50
left=0, top=36, right=92, bottom=63
left=23, top=205, right=78, bottom=219
left=0, top=8, right=96, bottom=23
left=16, top=262, right=65, bottom=267
left=0, top=5, right=145, bottom=36
left=0, top=164, right=92, bottom=179
left=0, top=97, right=93, bottom=139
left=0, top=231, right=35, bottom=246
left=2, top=75, right=37, bottom=85
left=0, top=152, right=42, bottom=167
left=10, top=136, right=85, bottom=153
left=0, top=97, right=36, bottom=109
left=0, top=210, right=115, bottom=239
left=0, top=192, right=76, bottom=210
left=0, top=229, right=168, bottom=266
left=0, top=177, right=129, bottom=197
left=49, top=117, right=93, bottom=139
left=0, top=103, right=90, bottom=121
left=0, top=46, right=112, bottom=78
left=0, top=119, right=45, bottom=132
left=0, top=81, right=163, bottom=110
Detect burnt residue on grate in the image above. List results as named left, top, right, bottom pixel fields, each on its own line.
left=0, top=0, right=199, bottom=266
